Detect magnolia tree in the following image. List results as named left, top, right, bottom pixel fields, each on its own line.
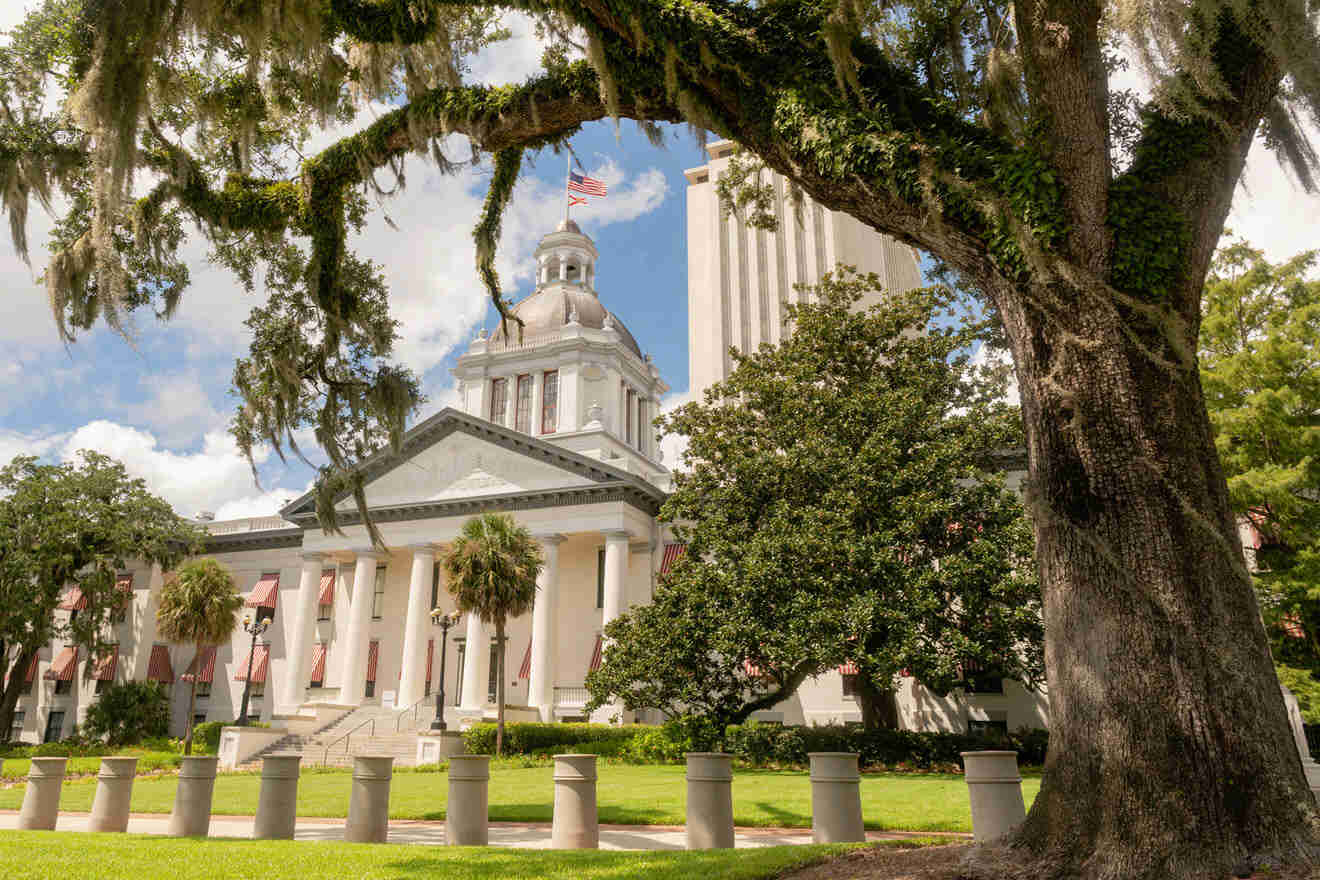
left=3, top=0, right=1320, bottom=874
left=588, top=274, right=1043, bottom=731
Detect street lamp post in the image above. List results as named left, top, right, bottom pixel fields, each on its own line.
left=237, top=612, right=270, bottom=727
left=430, top=608, right=462, bottom=731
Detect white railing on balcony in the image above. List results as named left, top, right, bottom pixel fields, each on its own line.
left=553, top=685, right=590, bottom=706
left=207, top=515, right=293, bottom=535
left=485, top=330, right=563, bottom=352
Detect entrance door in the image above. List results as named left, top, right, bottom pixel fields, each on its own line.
left=43, top=710, right=65, bottom=743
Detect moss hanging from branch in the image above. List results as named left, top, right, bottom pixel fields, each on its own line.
left=474, top=146, right=523, bottom=336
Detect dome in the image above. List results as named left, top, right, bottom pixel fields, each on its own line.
left=490, top=286, right=643, bottom=358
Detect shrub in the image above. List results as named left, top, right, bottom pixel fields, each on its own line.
left=190, top=720, right=233, bottom=755
left=462, top=722, right=641, bottom=756
left=82, top=681, right=171, bottom=747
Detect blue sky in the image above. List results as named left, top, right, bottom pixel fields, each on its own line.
left=1, top=10, right=1316, bottom=521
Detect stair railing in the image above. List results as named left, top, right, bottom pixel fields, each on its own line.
left=322, top=716, right=376, bottom=766
left=395, top=694, right=433, bottom=732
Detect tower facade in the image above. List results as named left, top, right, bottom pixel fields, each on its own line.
left=685, top=140, right=924, bottom=396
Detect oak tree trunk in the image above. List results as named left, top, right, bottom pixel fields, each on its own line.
left=996, top=277, right=1319, bottom=878
left=854, top=675, right=900, bottom=730
left=0, top=646, right=35, bottom=744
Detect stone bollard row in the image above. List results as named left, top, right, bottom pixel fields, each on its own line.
left=345, top=755, right=394, bottom=843
left=167, top=756, right=219, bottom=837
left=551, top=754, right=599, bottom=849
left=89, top=757, right=139, bottom=833
left=961, top=750, right=1027, bottom=843
left=808, top=752, right=865, bottom=843
left=685, top=752, right=735, bottom=850
left=17, top=757, right=68, bottom=830
left=447, top=755, right=490, bottom=846
left=254, top=753, right=302, bottom=840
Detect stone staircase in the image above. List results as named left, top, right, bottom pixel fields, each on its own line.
left=238, top=703, right=437, bottom=770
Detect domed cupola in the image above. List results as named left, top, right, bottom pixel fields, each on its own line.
left=535, top=218, right=598, bottom=291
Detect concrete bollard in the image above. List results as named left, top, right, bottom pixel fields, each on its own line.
left=88, top=756, right=139, bottom=833
left=17, top=757, right=68, bottom=830
left=808, top=752, right=866, bottom=843
left=685, top=752, right=735, bottom=850
left=961, top=750, right=1027, bottom=843
left=551, top=754, right=599, bottom=849
left=446, top=755, right=490, bottom=846
left=344, top=755, right=394, bottom=843
left=166, top=756, right=219, bottom=837
left=253, top=753, right=301, bottom=840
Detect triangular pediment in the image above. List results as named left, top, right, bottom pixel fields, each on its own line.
left=281, top=408, right=655, bottom=520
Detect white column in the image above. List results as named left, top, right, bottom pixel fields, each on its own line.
left=528, top=535, right=564, bottom=721
left=338, top=550, right=382, bottom=706
left=601, top=530, right=631, bottom=630
left=281, top=553, right=325, bottom=714
left=460, top=612, right=492, bottom=711
left=397, top=545, right=436, bottom=711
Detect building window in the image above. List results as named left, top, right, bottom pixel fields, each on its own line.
left=68, top=608, right=79, bottom=626
left=54, top=678, right=71, bottom=696
left=624, top=388, right=634, bottom=445
left=193, top=713, right=207, bottom=727
left=455, top=642, right=466, bottom=706
left=636, top=396, right=646, bottom=451
left=968, top=718, right=1009, bottom=738
left=196, top=680, right=212, bottom=699
left=21, top=676, right=33, bottom=697
left=490, top=378, right=508, bottom=425
left=250, top=681, right=265, bottom=700
left=95, top=677, right=111, bottom=695
left=431, top=562, right=441, bottom=609
left=371, top=565, right=387, bottom=619
left=365, top=679, right=376, bottom=699
left=514, top=374, right=533, bottom=433
left=487, top=641, right=501, bottom=704
left=962, top=659, right=1004, bottom=694
left=596, top=548, right=606, bottom=609
left=317, top=602, right=331, bottom=621
left=11, top=710, right=24, bottom=736
left=43, top=710, right=65, bottom=743
left=541, top=371, right=559, bottom=434
left=841, top=674, right=859, bottom=698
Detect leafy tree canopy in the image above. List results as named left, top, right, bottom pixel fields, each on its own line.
left=588, top=272, right=1041, bottom=728
left=1199, top=240, right=1320, bottom=670
left=0, top=451, right=200, bottom=741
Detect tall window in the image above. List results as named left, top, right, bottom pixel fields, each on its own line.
left=455, top=642, right=466, bottom=705
left=596, top=548, right=606, bottom=609
left=489, top=378, right=508, bottom=425
left=624, top=389, right=634, bottom=445
left=431, top=562, right=441, bottom=609
left=487, top=641, right=501, bottom=703
left=371, top=565, right=387, bottom=619
left=541, top=370, right=559, bottom=434
left=514, top=374, right=533, bottom=433
left=10, top=710, right=23, bottom=737
left=636, top=396, right=646, bottom=451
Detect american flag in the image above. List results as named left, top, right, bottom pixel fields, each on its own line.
left=568, top=172, right=607, bottom=197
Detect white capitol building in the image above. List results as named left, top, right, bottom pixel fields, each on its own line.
left=10, top=142, right=1047, bottom=748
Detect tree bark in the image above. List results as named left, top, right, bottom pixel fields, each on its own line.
left=183, top=643, right=200, bottom=756
left=853, top=676, right=900, bottom=731
left=495, top=619, right=505, bottom=759
left=0, top=647, right=36, bottom=743
left=993, top=274, right=1320, bottom=878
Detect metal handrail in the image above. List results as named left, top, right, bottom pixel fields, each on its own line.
left=322, top=716, right=375, bottom=766
left=395, top=694, right=432, bottom=732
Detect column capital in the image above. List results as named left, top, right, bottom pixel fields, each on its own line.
left=406, top=542, right=440, bottom=554
left=351, top=547, right=387, bottom=561
left=534, top=533, right=566, bottom=546
left=601, top=528, right=632, bottom=542
left=300, top=552, right=326, bottom=563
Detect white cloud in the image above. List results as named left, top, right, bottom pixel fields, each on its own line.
left=469, top=12, right=551, bottom=86
left=656, top=386, right=697, bottom=470
left=0, top=429, right=67, bottom=467
left=112, top=370, right=227, bottom=447
left=968, top=343, right=1021, bottom=407
left=214, top=486, right=307, bottom=521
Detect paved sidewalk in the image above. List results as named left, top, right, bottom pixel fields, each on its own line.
left=0, top=811, right=965, bottom=850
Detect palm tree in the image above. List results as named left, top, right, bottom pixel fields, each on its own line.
left=156, top=558, right=243, bottom=754
left=443, top=513, right=543, bottom=757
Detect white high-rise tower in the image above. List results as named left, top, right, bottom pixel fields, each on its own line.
left=685, top=140, right=924, bottom=396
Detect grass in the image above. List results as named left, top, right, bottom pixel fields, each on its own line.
left=0, top=763, right=1040, bottom=832
left=0, top=749, right=182, bottom=780
left=0, top=830, right=871, bottom=880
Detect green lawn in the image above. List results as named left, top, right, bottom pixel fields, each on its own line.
left=0, top=750, right=182, bottom=780
left=0, top=764, right=1039, bottom=832
left=0, top=830, right=871, bottom=880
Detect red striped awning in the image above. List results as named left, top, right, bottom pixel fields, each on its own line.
left=425, top=639, right=434, bottom=685
left=181, top=646, right=217, bottom=683
left=1281, top=614, right=1306, bottom=639
left=366, top=640, right=379, bottom=683
left=317, top=569, right=336, bottom=605
left=310, top=643, right=327, bottom=684
left=743, top=658, right=763, bottom=677
left=588, top=635, right=603, bottom=673
left=92, top=645, right=119, bottom=681
left=838, top=661, right=859, bottom=675
left=45, top=646, right=78, bottom=681
left=235, top=644, right=270, bottom=683
left=660, top=542, right=687, bottom=574
left=59, top=587, right=87, bottom=611
left=117, top=573, right=134, bottom=608
left=22, top=652, right=39, bottom=683
left=246, top=573, right=280, bottom=609
left=147, top=645, right=174, bottom=683
left=518, top=639, right=532, bottom=680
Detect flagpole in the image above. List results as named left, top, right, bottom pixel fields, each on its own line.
left=564, top=151, right=571, bottom=223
